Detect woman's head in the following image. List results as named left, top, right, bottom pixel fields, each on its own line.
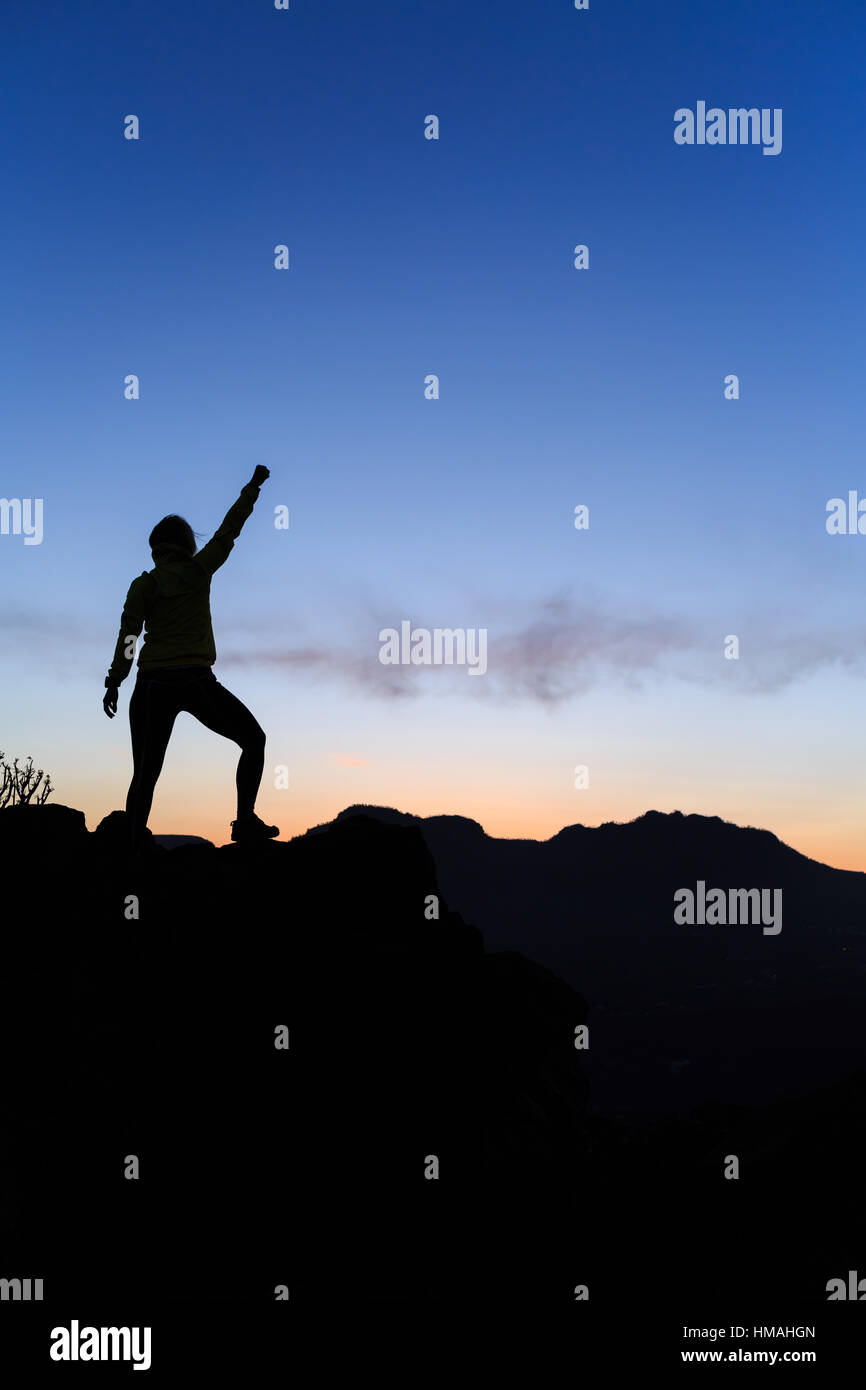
left=149, top=514, right=197, bottom=555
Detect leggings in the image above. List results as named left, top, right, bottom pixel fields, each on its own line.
left=125, top=665, right=265, bottom=842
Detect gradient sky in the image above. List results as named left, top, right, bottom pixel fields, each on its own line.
left=3, top=0, right=866, bottom=865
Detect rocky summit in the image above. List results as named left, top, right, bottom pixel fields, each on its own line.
left=1, top=803, right=864, bottom=1313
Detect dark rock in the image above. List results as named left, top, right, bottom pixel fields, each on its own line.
left=0, top=802, right=88, bottom=846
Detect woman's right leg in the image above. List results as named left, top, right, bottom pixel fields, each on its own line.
left=125, top=676, right=180, bottom=846
left=184, top=673, right=266, bottom=820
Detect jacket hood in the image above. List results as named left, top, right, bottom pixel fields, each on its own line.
left=148, top=543, right=203, bottom=598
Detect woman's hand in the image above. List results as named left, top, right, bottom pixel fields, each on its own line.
left=103, top=684, right=119, bottom=718
left=249, top=466, right=270, bottom=488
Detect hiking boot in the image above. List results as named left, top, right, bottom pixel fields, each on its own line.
left=231, top=813, right=280, bottom=843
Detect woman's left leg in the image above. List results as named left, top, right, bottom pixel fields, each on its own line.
left=184, top=672, right=266, bottom=820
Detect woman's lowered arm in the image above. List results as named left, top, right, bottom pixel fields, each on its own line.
left=103, top=576, right=148, bottom=717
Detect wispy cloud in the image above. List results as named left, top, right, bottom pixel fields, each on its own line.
left=218, top=593, right=866, bottom=704
left=13, top=593, right=864, bottom=705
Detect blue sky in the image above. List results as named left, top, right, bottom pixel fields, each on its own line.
left=3, top=0, right=866, bottom=861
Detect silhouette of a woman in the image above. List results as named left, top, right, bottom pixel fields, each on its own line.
left=103, top=466, right=279, bottom=848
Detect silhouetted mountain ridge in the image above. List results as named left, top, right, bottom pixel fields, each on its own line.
left=311, top=802, right=866, bottom=1113
left=326, top=801, right=852, bottom=873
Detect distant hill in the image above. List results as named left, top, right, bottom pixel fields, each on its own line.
left=152, top=833, right=215, bottom=850
left=317, top=805, right=866, bottom=1113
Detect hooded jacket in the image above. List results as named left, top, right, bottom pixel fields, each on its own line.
left=107, top=483, right=260, bottom=685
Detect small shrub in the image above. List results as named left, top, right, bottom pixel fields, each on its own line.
left=0, top=752, right=53, bottom=807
